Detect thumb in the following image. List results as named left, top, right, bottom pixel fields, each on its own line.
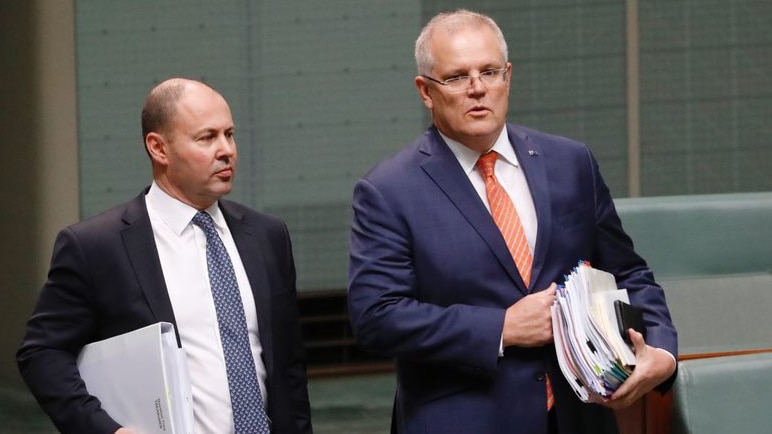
left=628, top=328, right=646, bottom=355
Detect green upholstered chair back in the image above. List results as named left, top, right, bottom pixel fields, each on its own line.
left=614, top=192, right=772, bottom=279
left=614, top=192, right=772, bottom=355
left=670, top=352, right=772, bottom=434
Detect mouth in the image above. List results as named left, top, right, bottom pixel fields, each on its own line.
left=214, top=167, right=234, bottom=180
left=467, top=105, right=491, bottom=116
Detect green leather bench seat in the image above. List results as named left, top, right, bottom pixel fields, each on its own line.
left=615, top=192, right=772, bottom=433
left=614, top=192, right=772, bottom=355
left=670, top=352, right=772, bottom=434
left=614, top=192, right=772, bottom=279
left=659, top=273, right=772, bottom=355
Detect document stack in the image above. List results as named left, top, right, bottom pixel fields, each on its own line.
left=550, top=261, right=638, bottom=402
left=77, top=322, right=194, bottom=433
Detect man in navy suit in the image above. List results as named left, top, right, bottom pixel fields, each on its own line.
left=348, top=10, right=677, bottom=434
left=17, top=78, right=312, bottom=434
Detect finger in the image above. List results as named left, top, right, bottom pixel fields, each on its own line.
left=587, top=393, right=608, bottom=405
left=628, top=328, right=646, bottom=354
left=610, top=376, right=633, bottom=400
left=536, top=283, right=557, bottom=302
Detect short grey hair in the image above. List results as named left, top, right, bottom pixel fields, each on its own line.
left=414, top=9, right=508, bottom=76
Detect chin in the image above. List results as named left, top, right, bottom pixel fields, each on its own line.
left=463, top=125, right=501, bottom=139
left=463, top=118, right=503, bottom=133
left=211, top=184, right=234, bottom=197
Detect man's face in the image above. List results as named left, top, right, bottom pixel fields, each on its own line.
left=156, top=84, right=237, bottom=209
left=416, top=25, right=511, bottom=153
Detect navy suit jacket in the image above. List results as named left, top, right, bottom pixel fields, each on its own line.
left=348, top=124, right=677, bottom=434
left=17, top=189, right=312, bottom=434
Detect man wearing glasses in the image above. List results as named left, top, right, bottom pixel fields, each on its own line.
left=347, top=9, right=677, bottom=434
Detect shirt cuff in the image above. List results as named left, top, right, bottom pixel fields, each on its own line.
left=653, top=347, right=677, bottom=365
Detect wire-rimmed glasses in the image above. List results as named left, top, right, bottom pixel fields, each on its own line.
left=421, top=68, right=508, bottom=92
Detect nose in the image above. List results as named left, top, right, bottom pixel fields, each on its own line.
left=216, top=134, right=236, bottom=158
left=467, top=75, right=487, bottom=94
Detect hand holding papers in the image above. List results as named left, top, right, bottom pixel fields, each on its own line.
left=76, top=322, right=193, bottom=433
left=551, top=261, right=645, bottom=402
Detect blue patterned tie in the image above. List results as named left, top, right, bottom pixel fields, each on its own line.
left=192, top=211, right=271, bottom=434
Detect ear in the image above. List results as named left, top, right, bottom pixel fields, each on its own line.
left=415, top=75, right=434, bottom=110
left=504, top=62, right=513, bottom=95
left=145, top=132, right=169, bottom=166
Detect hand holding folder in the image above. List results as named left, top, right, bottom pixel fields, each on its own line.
left=551, top=261, right=646, bottom=401
left=76, top=322, right=194, bottom=434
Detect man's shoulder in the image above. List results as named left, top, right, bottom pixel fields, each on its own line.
left=507, top=123, right=587, bottom=148
left=219, top=199, right=286, bottom=229
left=68, top=192, right=147, bottom=232
left=49, top=192, right=149, bottom=252
left=361, top=127, right=440, bottom=179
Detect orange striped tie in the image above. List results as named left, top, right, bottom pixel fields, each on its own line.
left=477, top=151, right=533, bottom=286
left=477, top=151, right=554, bottom=410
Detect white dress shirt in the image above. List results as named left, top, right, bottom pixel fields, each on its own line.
left=145, top=182, right=267, bottom=434
left=441, top=128, right=538, bottom=253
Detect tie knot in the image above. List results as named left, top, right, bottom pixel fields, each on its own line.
left=477, top=151, right=499, bottom=178
left=192, top=211, right=216, bottom=233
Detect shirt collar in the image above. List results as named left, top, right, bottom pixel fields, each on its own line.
left=440, top=127, right=520, bottom=176
left=146, top=182, right=226, bottom=235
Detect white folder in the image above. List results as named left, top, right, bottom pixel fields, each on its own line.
left=76, top=322, right=194, bottom=433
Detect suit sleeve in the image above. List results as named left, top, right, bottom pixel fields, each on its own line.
left=347, top=177, right=504, bottom=376
left=16, top=227, right=122, bottom=434
left=586, top=147, right=678, bottom=364
left=276, top=221, right=313, bottom=434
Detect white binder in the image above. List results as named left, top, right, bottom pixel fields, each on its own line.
left=77, top=322, right=194, bottom=433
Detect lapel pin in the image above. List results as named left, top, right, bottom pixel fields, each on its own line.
left=528, top=150, right=539, bottom=156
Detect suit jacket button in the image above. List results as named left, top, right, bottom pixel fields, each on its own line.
left=535, top=373, right=545, bottom=381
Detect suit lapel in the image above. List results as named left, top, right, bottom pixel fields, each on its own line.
left=220, top=202, right=275, bottom=378
left=119, top=192, right=178, bottom=336
left=507, top=125, right=553, bottom=289
left=419, top=128, right=527, bottom=293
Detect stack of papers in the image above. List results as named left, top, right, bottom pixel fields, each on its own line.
left=77, top=322, right=194, bottom=433
left=551, top=261, right=637, bottom=401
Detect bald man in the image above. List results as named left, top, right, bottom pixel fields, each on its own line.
left=17, top=78, right=312, bottom=434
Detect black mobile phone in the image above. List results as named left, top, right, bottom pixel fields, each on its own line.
left=613, top=300, right=646, bottom=345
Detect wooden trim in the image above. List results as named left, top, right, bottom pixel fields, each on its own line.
left=643, top=391, right=672, bottom=434
left=678, top=348, right=772, bottom=361
left=616, top=398, right=645, bottom=434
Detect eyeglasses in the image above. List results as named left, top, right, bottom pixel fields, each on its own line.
left=422, top=68, right=508, bottom=92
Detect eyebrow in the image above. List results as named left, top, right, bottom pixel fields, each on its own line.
left=440, top=63, right=504, bottom=77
